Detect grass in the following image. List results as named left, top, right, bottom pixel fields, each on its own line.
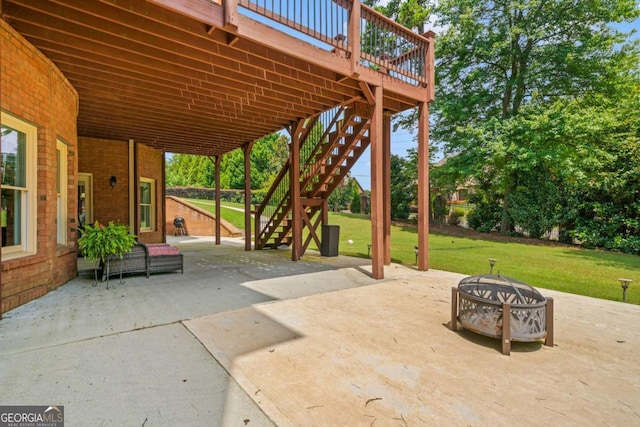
left=181, top=198, right=640, bottom=304
left=333, top=212, right=640, bottom=305
left=184, top=198, right=250, bottom=231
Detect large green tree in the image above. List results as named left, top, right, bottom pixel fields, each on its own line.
left=389, top=154, right=416, bottom=219
left=166, top=133, right=289, bottom=190
left=368, top=0, right=639, bottom=252
left=430, top=0, right=639, bottom=233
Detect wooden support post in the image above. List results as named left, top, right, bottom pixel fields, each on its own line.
left=224, top=0, right=239, bottom=30
left=424, top=31, right=436, bottom=103
left=383, top=111, right=392, bottom=266
left=502, top=303, right=511, bottom=356
left=370, top=85, right=384, bottom=279
left=243, top=141, right=254, bottom=251
left=291, top=120, right=303, bottom=261
left=132, top=141, right=140, bottom=237
left=322, top=199, right=328, bottom=225
left=417, top=102, right=430, bottom=271
left=214, top=155, right=222, bottom=245
left=161, top=151, right=167, bottom=240
left=545, top=297, right=554, bottom=348
left=450, top=287, right=458, bottom=331
left=349, top=0, right=361, bottom=76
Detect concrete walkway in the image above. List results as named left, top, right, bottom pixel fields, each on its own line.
left=1, top=237, right=639, bottom=426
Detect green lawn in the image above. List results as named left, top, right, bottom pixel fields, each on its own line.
left=181, top=198, right=640, bottom=304
left=184, top=198, right=250, bottom=231
left=332, top=212, right=640, bottom=304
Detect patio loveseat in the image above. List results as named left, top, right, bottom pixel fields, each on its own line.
left=100, top=242, right=183, bottom=281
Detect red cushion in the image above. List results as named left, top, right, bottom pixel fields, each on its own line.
left=147, top=244, right=180, bottom=256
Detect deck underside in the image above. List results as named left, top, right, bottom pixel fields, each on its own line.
left=2, top=0, right=429, bottom=155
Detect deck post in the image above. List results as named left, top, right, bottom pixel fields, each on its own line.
left=291, top=120, right=303, bottom=261
left=417, top=102, right=430, bottom=271
left=424, top=31, right=436, bottom=103
left=370, top=85, right=384, bottom=279
left=132, top=141, right=140, bottom=238
left=161, top=150, right=167, bottom=240
left=349, top=0, right=361, bottom=76
left=243, top=141, right=255, bottom=251
left=224, top=0, right=238, bottom=30
left=383, top=111, right=392, bottom=265
left=214, top=155, right=221, bottom=245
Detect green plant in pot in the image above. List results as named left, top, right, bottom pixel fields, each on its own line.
left=78, top=221, right=136, bottom=283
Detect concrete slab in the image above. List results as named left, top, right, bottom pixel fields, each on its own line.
left=186, top=268, right=640, bottom=426
left=1, top=322, right=273, bottom=426
left=0, top=237, right=378, bottom=425
left=2, top=237, right=639, bottom=426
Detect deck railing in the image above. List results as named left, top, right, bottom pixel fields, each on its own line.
left=237, top=0, right=431, bottom=86
left=238, top=0, right=350, bottom=51
left=358, top=6, right=427, bottom=85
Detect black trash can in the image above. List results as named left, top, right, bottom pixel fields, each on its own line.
left=320, top=224, right=340, bottom=257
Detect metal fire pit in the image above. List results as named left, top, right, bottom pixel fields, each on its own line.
left=450, top=275, right=554, bottom=355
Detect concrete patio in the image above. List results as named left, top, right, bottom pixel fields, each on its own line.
left=1, top=236, right=639, bottom=426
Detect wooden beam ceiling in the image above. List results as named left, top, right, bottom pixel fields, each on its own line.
left=2, top=0, right=420, bottom=156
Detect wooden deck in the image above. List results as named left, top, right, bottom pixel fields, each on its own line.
left=2, top=0, right=434, bottom=277
left=2, top=0, right=433, bottom=156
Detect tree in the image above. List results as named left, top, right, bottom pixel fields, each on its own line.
left=166, top=154, right=214, bottom=187
left=390, top=154, right=415, bottom=219
left=166, top=133, right=289, bottom=190
left=328, top=175, right=356, bottom=212
left=363, top=0, right=433, bottom=32
left=387, top=0, right=638, bottom=235
left=350, top=184, right=362, bottom=214
left=432, top=0, right=639, bottom=233
left=559, top=84, right=640, bottom=253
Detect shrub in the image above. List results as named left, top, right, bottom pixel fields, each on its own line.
left=447, top=208, right=465, bottom=226
left=78, top=221, right=137, bottom=264
left=467, top=198, right=501, bottom=233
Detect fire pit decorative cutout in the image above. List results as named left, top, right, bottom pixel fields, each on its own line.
left=450, top=275, right=554, bottom=355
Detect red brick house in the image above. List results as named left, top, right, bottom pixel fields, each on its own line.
left=1, top=0, right=434, bottom=315
left=0, top=19, right=166, bottom=314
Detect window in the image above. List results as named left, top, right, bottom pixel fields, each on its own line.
left=140, top=178, right=155, bottom=231
left=1, top=113, right=37, bottom=257
left=57, top=140, right=68, bottom=245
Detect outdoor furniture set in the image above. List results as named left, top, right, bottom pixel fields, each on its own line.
left=98, top=242, right=183, bottom=283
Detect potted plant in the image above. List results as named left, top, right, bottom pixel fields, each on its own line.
left=78, top=221, right=136, bottom=284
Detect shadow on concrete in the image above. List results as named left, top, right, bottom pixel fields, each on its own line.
left=0, top=237, right=376, bottom=425
left=447, top=324, right=544, bottom=354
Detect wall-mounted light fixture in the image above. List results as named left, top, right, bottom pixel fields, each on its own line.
left=110, top=176, right=117, bottom=189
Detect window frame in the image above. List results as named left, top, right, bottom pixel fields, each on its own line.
left=1, top=112, right=38, bottom=259
left=139, top=177, right=155, bottom=232
left=56, top=139, right=68, bottom=245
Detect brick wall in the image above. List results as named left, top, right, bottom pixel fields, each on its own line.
left=1, top=21, right=79, bottom=314
left=166, top=196, right=242, bottom=237
left=78, top=138, right=130, bottom=226
left=78, top=140, right=166, bottom=245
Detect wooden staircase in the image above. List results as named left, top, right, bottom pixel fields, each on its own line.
left=254, top=101, right=371, bottom=252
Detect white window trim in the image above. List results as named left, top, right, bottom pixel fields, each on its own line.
left=1, top=112, right=38, bottom=259
left=139, top=177, right=155, bottom=232
left=57, top=139, right=68, bottom=245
